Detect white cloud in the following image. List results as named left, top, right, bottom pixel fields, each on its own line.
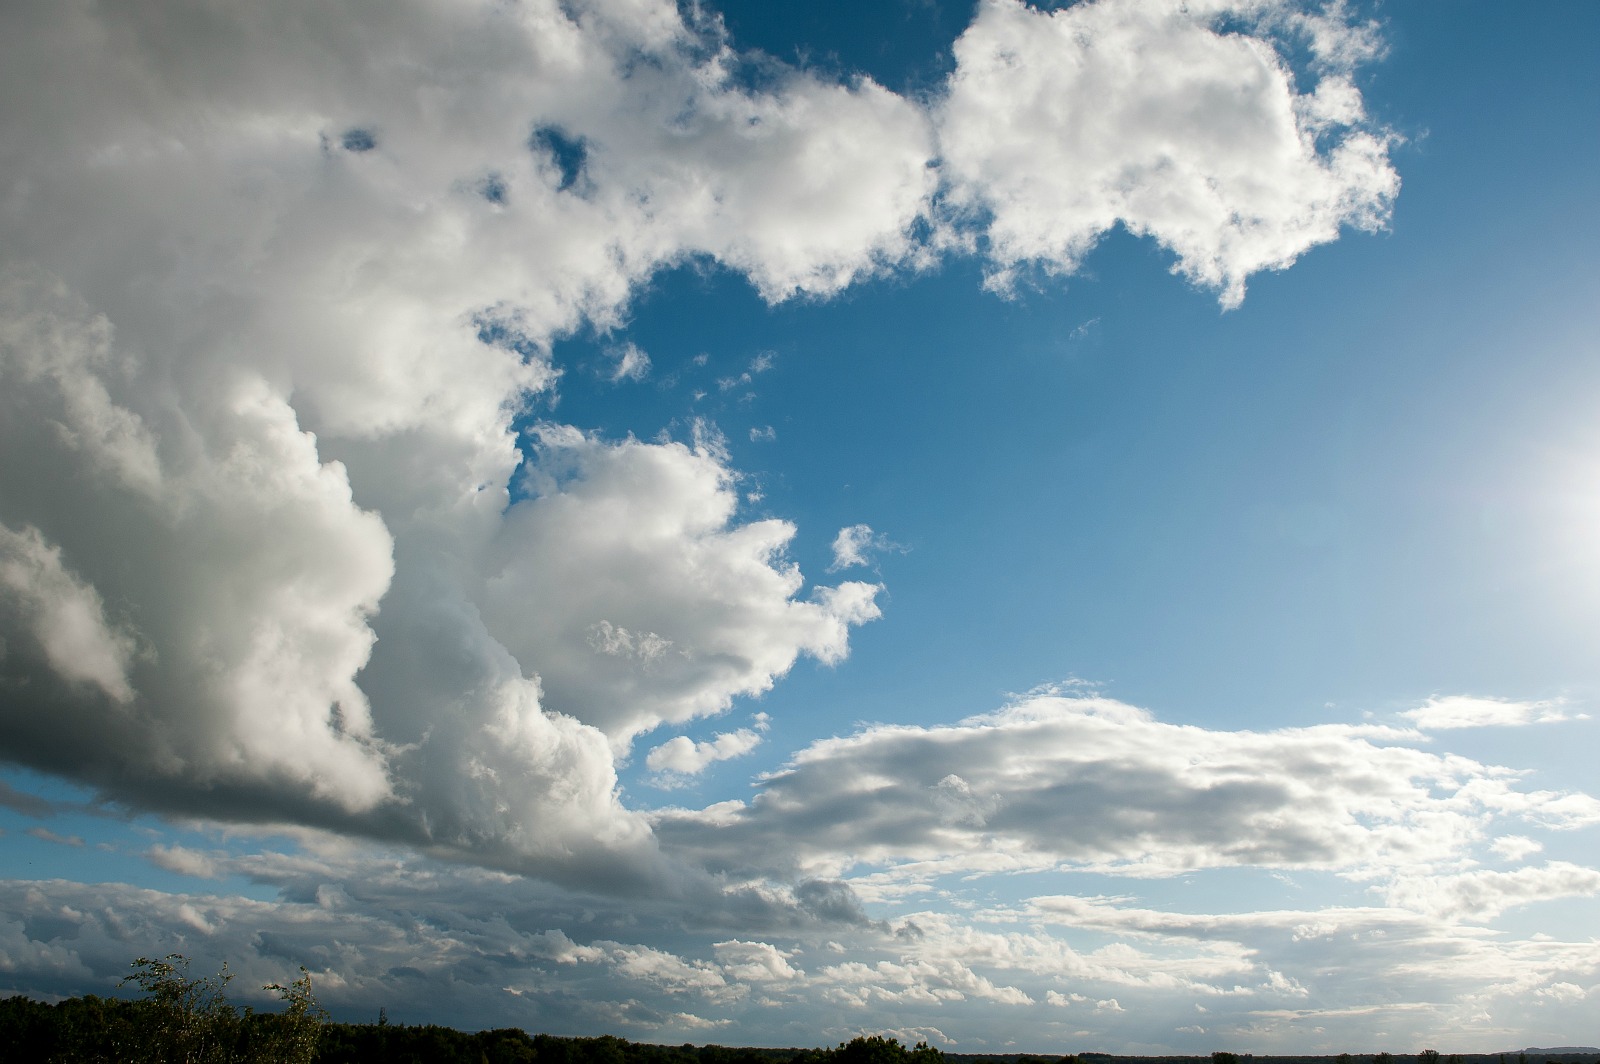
left=607, top=944, right=731, bottom=997
left=1490, top=835, right=1543, bottom=861
left=1383, top=863, right=1600, bottom=923
left=1402, top=695, right=1573, bottom=730
left=647, top=728, right=766, bottom=778
left=713, top=940, right=802, bottom=983
left=817, top=957, right=1033, bottom=1007
left=938, top=0, right=1398, bottom=307
left=656, top=694, right=1600, bottom=882
left=981, top=885, right=1600, bottom=1044
left=480, top=427, right=881, bottom=743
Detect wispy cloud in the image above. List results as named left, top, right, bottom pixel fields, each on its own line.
left=25, top=826, right=85, bottom=848
left=829, top=524, right=901, bottom=572
left=609, top=342, right=652, bottom=383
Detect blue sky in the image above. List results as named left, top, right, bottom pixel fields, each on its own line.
left=1, top=0, right=1598, bottom=1053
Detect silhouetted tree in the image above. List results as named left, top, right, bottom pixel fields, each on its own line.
left=119, top=954, right=243, bottom=1063
left=254, top=968, right=325, bottom=1064
left=107, top=953, right=326, bottom=1064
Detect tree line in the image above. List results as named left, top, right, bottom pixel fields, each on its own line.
left=0, top=954, right=965, bottom=1064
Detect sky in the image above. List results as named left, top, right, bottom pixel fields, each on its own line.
left=1, top=0, right=1598, bottom=1054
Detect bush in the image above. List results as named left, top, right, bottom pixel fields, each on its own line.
left=114, top=953, right=324, bottom=1064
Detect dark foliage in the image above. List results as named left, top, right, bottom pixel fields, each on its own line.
left=0, top=999, right=945, bottom=1064
left=0, top=954, right=323, bottom=1063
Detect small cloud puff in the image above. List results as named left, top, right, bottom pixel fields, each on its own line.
left=647, top=715, right=771, bottom=782
left=828, top=524, right=900, bottom=572
left=718, top=351, right=778, bottom=393
left=1490, top=835, right=1542, bottom=861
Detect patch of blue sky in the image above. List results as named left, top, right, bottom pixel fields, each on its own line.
left=910, top=864, right=1375, bottom=923
left=1491, top=895, right=1600, bottom=942
left=1414, top=719, right=1599, bottom=800
left=340, top=127, right=377, bottom=153
left=0, top=768, right=282, bottom=904
left=529, top=125, right=589, bottom=194
left=711, top=0, right=970, bottom=96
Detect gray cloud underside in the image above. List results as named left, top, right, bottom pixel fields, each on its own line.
left=655, top=695, right=1600, bottom=887
left=2, top=839, right=1596, bottom=1048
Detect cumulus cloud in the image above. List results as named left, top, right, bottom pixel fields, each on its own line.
left=714, top=940, right=802, bottom=983
left=0, top=274, right=399, bottom=822
left=655, top=694, right=1600, bottom=882
left=938, top=0, right=1398, bottom=306
left=480, top=427, right=882, bottom=743
left=818, top=957, right=1033, bottom=1008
